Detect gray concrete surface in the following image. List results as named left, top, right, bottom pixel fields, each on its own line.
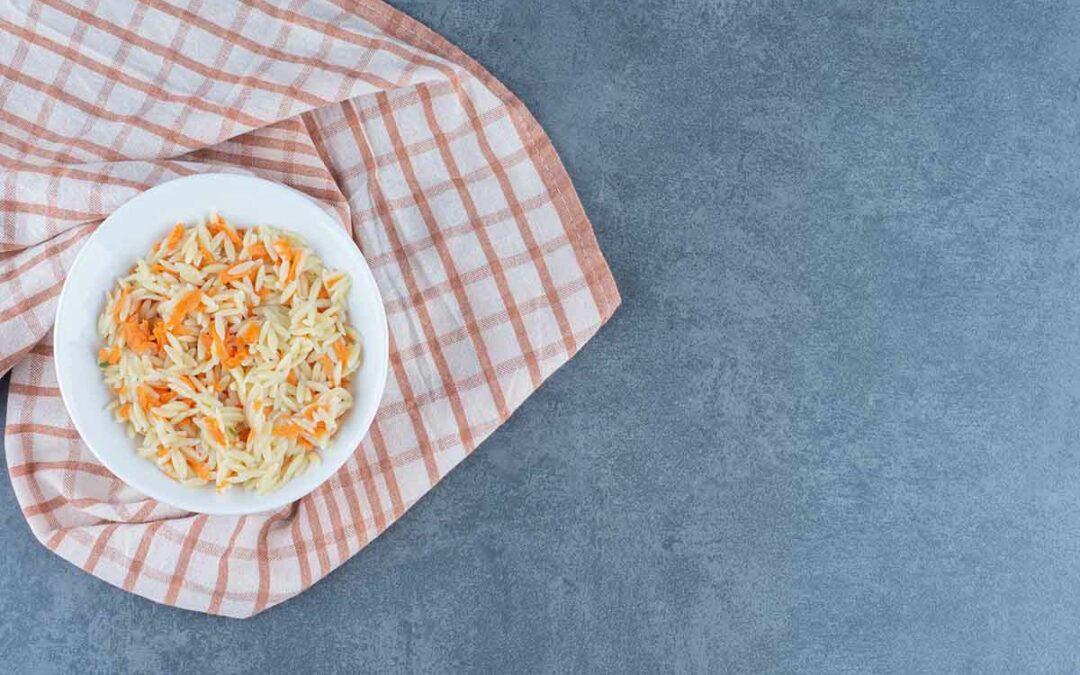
left=5, top=0, right=1080, bottom=672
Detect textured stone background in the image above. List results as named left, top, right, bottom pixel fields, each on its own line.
left=6, top=0, right=1080, bottom=672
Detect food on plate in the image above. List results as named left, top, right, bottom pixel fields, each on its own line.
left=97, top=215, right=361, bottom=493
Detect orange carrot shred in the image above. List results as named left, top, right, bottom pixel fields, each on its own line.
left=137, top=385, right=159, bottom=412
left=122, top=321, right=151, bottom=353
left=219, top=218, right=242, bottom=246
left=273, top=238, right=293, bottom=257
left=163, top=223, right=184, bottom=252
left=118, top=403, right=131, bottom=420
left=151, top=319, right=168, bottom=353
left=187, top=457, right=211, bottom=481
left=248, top=241, right=270, bottom=261
left=202, top=417, right=226, bottom=446
left=284, top=251, right=303, bottom=285
left=286, top=370, right=298, bottom=386
left=239, top=322, right=260, bottom=343
left=333, top=339, right=349, bottom=363
left=272, top=423, right=302, bottom=438
left=166, top=290, right=202, bottom=330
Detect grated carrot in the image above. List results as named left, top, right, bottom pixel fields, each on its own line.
left=284, top=251, right=303, bottom=285
left=166, top=290, right=202, bottom=330
left=219, top=218, right=242, bottom=246
left=180, top=374, right=197, bottom=391
left=238, top=321, right=260, bottom=344
left=273, top=238, right=293, bottom=258
left=187, top=457, right=212, bottom=481
left=202, top=417, right=226, bottom=446
left=224, top=350, right=246, bottom=369
left=122, top=320, right=151, bottom=353
left=137, top=385, right=159, bottom=412
left=151, top=319, right=168, bottom=354
left=118, top=403, right=131, bottom=420
left=333, top=339, right=349, bottom=363
left=248, top=241, right=271, bottom=261
left=272, top=423, right=302, bottom=438
left=157, top=446, right=169, bottom=457
left=299, top=437, right=314, bottom=451
left=162, top=223, right=185, bottom=252
left=286, top=370, right=298, bottom=385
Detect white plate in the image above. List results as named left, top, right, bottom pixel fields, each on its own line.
left=53, top=173, right=389, bottom=515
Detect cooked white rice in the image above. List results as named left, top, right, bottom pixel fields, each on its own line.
left=97, top=215, right=362, bottom=494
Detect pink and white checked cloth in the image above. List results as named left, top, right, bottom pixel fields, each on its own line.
left=0, top=0, right=618, bottom=617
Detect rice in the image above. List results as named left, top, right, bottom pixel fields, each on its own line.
left=96, top=215, right=362, bottom=494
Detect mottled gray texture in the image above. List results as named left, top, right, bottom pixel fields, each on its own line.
left=4, top=0, right=1080, bottom=672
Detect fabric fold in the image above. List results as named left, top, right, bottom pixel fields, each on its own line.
left=1, top=0, right=618, bottom=617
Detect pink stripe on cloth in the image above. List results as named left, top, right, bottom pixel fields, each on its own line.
left=0, top=0, right=619, bottom=617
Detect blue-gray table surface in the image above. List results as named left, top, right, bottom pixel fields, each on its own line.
left=5, top=1, right=1080, bottom=672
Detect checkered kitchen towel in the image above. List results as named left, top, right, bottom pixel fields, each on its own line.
left=0, top=0, right=618, bottom=617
